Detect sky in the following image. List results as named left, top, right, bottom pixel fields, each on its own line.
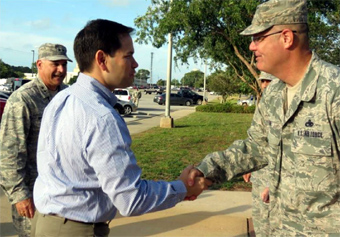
left=0, top=0, right=208, bottom=82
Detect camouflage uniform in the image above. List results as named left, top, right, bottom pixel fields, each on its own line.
left=250, top=71, right=276, bottom=236
left=0, top=77, right=67, bottom=236
left=197, top=52, right=340, bottom=235
left=133, top=90, right=142, bottom=106
left=250, top=171, right=270, bottom=236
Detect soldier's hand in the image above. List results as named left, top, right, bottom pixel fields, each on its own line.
left=243, top=173, right=251, bottom=182
left=15, top=198, right=35, bottom=219
left=178, top=165, right=212, bottom=201
left=261, top=187, right=270, bottom=203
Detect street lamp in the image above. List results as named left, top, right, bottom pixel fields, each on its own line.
left=31, top=50, right=35, bottom=77
left=203, top=63, right=207, bottom=105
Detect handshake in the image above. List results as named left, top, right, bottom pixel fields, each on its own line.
left=178, top=165, right=213, bottom=201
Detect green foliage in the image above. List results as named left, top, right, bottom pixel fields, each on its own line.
left=196, top=102, right=255, bottom=114
left=181, top=70, right=204, bottom=88
left=156, top=79, right=165, bottom=86
left=171, top=79, right=180, bottom=86
left=68, top=75, right=78, bottom=85
left=135, top=69, right=150, bottom=82
left=31, top=62, right=37, bottom=74
left=0, top=60, right=31, bottom=78
left=135, top=0, right=262, bottom=97
left=308, top=0, right=340, bottom=66
left=207, top=69, right=255, bottom=103
left=135, top=0, right=340, bottom=99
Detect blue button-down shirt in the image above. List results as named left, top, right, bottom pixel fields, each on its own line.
left=33, top=73, right=186, bottom=223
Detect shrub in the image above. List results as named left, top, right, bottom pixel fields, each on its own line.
left=196, top=102, right=255, bottom=113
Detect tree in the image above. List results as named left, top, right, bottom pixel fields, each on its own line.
left=156, top=79, right=165, bottom=86
left=171, top=79, right=180, bottom=87
left=135, top=0, right=340, bottom=100
left=0, top=60, right=10, bottom=78
left=68, top=75, right=78, bottom=85
left=0, top=60, right=27, bottom=78
left=181, top=70, right=204, bottom=88
left=208, top=69, right=250, bottom=103
left=31, top=62, right=37, bottom=74
left=135, top=69, right=150, bottom=82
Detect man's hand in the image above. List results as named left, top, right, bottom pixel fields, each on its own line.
left=187, top=167, right=205, bottom=187
left=15, top=198, right=35, bottom=219
left=261, top=187, right=270, bottom=203
left=243, top=173, right=251, bottom=183
left=179, top=165, right=212, bottom=201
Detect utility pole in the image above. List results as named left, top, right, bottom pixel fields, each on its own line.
left=203, top=62, right=208, bottom=105
left=160, top=0, right=174, bottom=128
left=31, top=50, right=35, bottom=77
left=150, top=52, right=153, bottom=87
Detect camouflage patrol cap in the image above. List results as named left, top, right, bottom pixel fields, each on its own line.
left=38, top=43, right=72, bottom=62
left=258, top=71, right=276, bottom=81
left=240, top=0, right=308, bottom=36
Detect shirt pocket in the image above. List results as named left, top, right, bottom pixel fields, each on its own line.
left=292, top=128, right=332, bottom=156
left=292, top=126, right=337, bottom=192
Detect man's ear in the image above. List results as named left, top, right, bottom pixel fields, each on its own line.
left=95, top=50, right=108, bottom=72
left=281, top=29, right=294, bottom=49
left=36, top=60, right=43, bottom=70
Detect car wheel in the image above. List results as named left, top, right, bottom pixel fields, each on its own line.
left=185, top=100, right=192, bottom=106
left=197, top=99, right=202, bottom=105
left=124, top=105, right=132, bottom=115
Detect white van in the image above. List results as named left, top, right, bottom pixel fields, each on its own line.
left=113, top=88, right=132, bottom=102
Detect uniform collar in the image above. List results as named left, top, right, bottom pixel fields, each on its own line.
left=35, top=75, right=68, bottom=99
left=299, top=52, right=320, bottom=102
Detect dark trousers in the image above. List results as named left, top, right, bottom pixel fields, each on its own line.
left=31, top=211, right=110, bottom=237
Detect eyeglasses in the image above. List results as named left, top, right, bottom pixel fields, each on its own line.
left=252, top=30, right=297, bottom=45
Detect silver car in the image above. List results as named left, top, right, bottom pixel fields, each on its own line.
left=115, top=99, right=137, bottom=115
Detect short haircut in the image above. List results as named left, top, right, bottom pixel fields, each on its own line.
left=74, top=19, right=134, bottom=72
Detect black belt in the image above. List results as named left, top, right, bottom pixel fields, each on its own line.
left=48, top=214, right=109, bottom=226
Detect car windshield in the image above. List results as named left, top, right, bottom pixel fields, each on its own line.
left=114, top=90, right=128, bottom=95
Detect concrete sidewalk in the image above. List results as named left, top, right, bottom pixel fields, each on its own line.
left=126, top=108, right=196, bottom=135
left=0, top=108, right=253, bottom=237
left=110, top=190, right=252, bottom=237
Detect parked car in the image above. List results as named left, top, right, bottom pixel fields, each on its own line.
left=114, top=99, right=137, bottom=115
left=237, top=95, right=256, bottom=106
left=177, top=89, right=206, bottom=105
left=0, top=92, right=9, bottom=122
left=144, top=86, right=164, bottom=94
left=0, top=91, right=10, bottom=99
left=113, top=88, right=132, bottom=102
left=153, top=93, right=193, bottom=106
left=0, top=98, right=6, bottom=122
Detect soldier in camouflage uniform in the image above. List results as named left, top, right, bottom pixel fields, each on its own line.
left=133, top=89, right=142, bottom=106
left=0, top=43, right=72, bottom=236
left=188, top=0, right=340, bottom=235
left=243, top=71, right=276, bottom=236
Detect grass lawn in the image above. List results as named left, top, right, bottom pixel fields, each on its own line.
left=131, top=111, right=254, bottom=191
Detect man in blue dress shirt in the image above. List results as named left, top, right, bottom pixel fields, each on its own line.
left=31, top=19, right=210, bottom=237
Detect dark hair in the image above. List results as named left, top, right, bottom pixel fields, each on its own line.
left=74, top=19, right=134, bottom=72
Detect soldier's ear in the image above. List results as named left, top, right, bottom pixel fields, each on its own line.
left=281, top=29, right=294, bottom=49
left=36, top=60, right=43, bottom=70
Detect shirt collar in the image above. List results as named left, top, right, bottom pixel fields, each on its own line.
left=36, top=75, right=68, bottom=99
left=299, top=52, right=321, bottom=102
left=76, top=73, right=117, bottom=107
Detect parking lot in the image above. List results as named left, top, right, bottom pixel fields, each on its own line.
left=122, top=91, right=217, bottom=123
